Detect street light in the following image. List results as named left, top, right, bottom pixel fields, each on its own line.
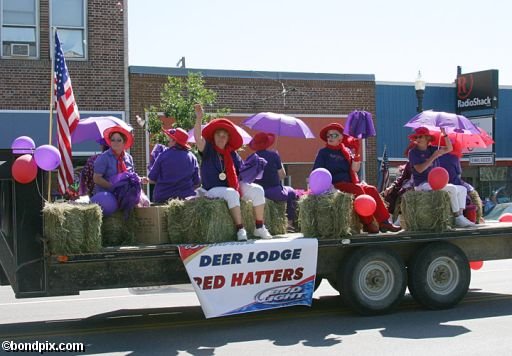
left=415, top=70, right=426, bottom=113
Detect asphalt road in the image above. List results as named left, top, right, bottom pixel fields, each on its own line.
left=1, top=260, right=512, bottom=355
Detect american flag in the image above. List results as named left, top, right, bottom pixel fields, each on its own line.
left=54, top=31, right=80, bottom=195
left=378, top=144, right=390, bottom=193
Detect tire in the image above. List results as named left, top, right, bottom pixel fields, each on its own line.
left=408, top=242, right=470, bottom=310
left=338, top=247, right=407, bottom=315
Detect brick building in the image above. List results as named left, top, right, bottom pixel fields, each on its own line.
left=129, top=67, right=378, bottom=188
left=0, top=0, right=128, bottom=156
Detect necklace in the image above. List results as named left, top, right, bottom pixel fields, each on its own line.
left=217, top=154, right=227, bottom=181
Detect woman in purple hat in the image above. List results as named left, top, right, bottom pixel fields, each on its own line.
left=249, top=132, right=298, bottom=232
left=93, top=126, right=135, bottom=193
left=147, top=128, right=200, bottom=203
left=407, top=126, right=475, bottom=228
left=194, top=104, right=272, bottom=241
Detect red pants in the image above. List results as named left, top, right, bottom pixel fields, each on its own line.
left=334, top=182, right=390, bottom=225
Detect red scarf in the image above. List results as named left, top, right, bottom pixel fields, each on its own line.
left=326, top=143, right=359, bottom=184
left=213, top=144, right=240, bottom=193
left=114, top=150, right=128, bottom=173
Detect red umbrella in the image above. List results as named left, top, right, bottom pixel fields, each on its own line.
left=430, top=127, right=494, bottom=152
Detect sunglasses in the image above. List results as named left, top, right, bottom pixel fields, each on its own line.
left=326, top=134, right=340, bottom=139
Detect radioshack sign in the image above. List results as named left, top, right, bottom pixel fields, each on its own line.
left=457, top=70, right=499, bottom=111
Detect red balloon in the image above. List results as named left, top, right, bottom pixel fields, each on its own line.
left=469, top=260, right=484, bottom=270
left=12, top=154, right=38, bottom=184
left=498, top=213, right=512, bottom=222
left=428, top=167, right=449, bottom=190
left=354, top=194, right=377, bottom=217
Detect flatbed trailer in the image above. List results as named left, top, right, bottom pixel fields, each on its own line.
left=1, top=149, right=512, bottom=315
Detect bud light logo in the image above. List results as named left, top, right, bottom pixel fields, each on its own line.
left=255, top=285, right=306, bottom=305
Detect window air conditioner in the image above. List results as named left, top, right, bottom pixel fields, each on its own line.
left=11, top=43, right=30, bottom=57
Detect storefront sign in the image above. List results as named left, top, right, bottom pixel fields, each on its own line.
left=457, top=70, right=499, bottom=111
left=178, top=237, right=318, bottom=318
left=469, top=154, right=495, bottom=166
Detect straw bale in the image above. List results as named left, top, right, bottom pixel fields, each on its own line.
left=43, top=202, right=102, bottom=255
left=468, top=190, right=483, bottom=223
left=166, top=198, right=236, bottom=244
left=101, top=210, right=137, bottom=246
left=298, top=191, right=357, bottom=239
left=241, top=199, right=287, bottom=238
left=401, top=190, right=452, bottom=232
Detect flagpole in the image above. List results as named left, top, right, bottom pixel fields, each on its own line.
left=47, top=27, right=56, bottom=202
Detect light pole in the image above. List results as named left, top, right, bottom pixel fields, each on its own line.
left=136, top=114, right=150, bottom=197
left=415, top=70, right=426, bottom=113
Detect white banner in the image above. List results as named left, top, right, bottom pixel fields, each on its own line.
left=178, top=237, right=318, bottom=319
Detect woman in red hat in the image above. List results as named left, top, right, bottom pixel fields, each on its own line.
left=408, top=126, right=475, bottom=227
left=93, top=126, right=135, bottom=193
left=313, top=122, right=400, bottom=233
left=147, top=127, right=200, bottom=203
left=249, top=132, right=297, bottom=231
left=194, top=104, right=272, bottom=241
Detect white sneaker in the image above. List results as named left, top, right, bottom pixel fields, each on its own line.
left=254, top=226, right=272, bottom=239
left=455, top=215, right=476, bottom=228
left=237, top=228, right=248, bottom=241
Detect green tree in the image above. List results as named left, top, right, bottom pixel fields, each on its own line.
left=146, top=72, right=230, bottom=145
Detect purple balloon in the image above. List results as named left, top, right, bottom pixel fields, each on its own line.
left=91, top=192, right=118, bottom=216
left=11, top=136, right=36, bottom=154
left=309, top=168, right=332, bottom=195
left=34, top=145, right=61, bottom=171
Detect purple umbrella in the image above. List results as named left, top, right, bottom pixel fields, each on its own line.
left=71, top=116, right=133, bottom=144
left=242, top=112, right=315, bottom=138
left=187, top=124, right=252, bottom=144
left=342, top=110, right=376, bottom=182
left=343, top=110, right=376, bottom=139
left=404, top=110, right=480, bottom=134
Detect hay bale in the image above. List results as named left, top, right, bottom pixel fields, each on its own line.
left=43, top=202, right=102, bottom=255
left=101, top=210, right=137, bottom=246
left=166, top=198, right=236, bottom=243
left=298, top=191, right=358, bottom=239
left=401, top=190, right=452, bottom=232
left=241, top=199, right=287, bottom=237
left=468, top=190, right=483, bottom=223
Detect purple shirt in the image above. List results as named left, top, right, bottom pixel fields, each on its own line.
left=254, top=149, right=282, bottom=189
left=200, top=141, right=242, bottom=190
left=313, top=147, right=350, bottom=184
left=94, top=148, right=134, bottom=193
left=148, top=146, right=200, bottom=202
left=409, top=146, right=439, bottom=187
left=438, top=153, right=463, bottom=185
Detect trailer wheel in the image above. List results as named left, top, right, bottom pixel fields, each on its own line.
left=338, top=247, right=407, bottom=315
left=408, top=242, right=470, bottom=310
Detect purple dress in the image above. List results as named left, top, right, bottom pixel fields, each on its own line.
left=408, top=146, right=438, bottom=187
left=148, top=146, right=200, bottom=202
left=254, top=149, right=297, bottom=221
left=93, top=149, right=134, bottom=194
left=313, top=147, right=351, bottom=184
left=438, top=153, right=474, bottom=191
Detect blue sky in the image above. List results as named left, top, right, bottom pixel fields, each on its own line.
left=127, top=0, right=511, bottom=85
